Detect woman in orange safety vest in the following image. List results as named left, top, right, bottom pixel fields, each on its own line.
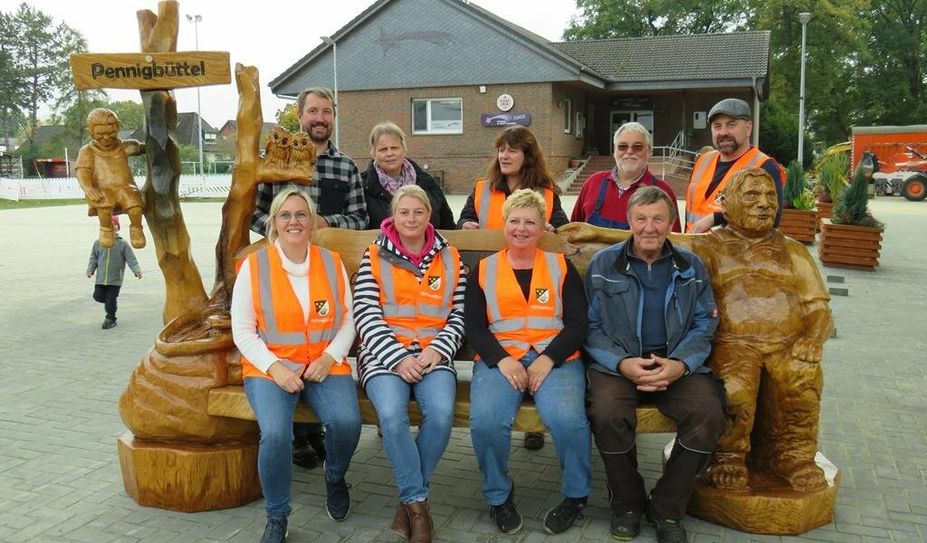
left=457, top=125, right=569, bottom=231
left=353, top=185, right=466, bottom=542
left=231, top=187, right=361, bottom=541
left=464, top=189, right=591, bottom=536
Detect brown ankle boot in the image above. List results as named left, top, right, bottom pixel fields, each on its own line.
left=391, top=502, right=411, bottom=539
left=406, top=500, right=434, bottom=543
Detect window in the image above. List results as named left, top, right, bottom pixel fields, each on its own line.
left=575, top=112, right=585, bottom=138
left=412, top=98, right=463, bottom=134
left=563, top=99, right=572, bottom=134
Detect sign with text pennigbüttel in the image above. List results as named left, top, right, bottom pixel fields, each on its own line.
left=70, top=52, right=231, bottom=91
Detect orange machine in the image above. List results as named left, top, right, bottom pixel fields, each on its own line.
left=851, top=125, right=927, bottom=200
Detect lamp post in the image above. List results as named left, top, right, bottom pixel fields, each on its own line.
left=320, top=36, right=339, bottom=149
left=186, top=14, right=204, bottom=177
left=797, top=12, right=811, bottom=168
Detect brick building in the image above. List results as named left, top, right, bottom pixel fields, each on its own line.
left=269, top=0, right=771, bottom=194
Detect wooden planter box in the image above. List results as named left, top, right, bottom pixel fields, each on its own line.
left=779, top=208, right=817, bottom=244
left=818, top=218, right=883, bottom=270
left=815, top=201, right=834, bottom=232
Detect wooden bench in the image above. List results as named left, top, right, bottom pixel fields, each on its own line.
left=206, top=228, right=675, bottom=434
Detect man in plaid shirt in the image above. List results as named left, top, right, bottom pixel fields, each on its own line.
left=250, top=87, right=368, bottom=235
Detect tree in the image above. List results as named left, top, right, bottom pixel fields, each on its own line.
left=563, top=0, right=751, bottom=39
left=0, top=11, right=26, bottom=141
left=10, top=4, right=89, bottom=152
left=276, top=103, right=299, bottom=132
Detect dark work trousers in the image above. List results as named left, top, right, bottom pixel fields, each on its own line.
left=586, top=367, right=725, bottom=519
left=93, top=284, right=121, bottom=318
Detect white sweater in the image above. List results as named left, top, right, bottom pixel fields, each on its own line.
left=231, top=241, right=356, bottom=374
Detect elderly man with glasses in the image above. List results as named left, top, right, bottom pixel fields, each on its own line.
left=571, top=122, right=681, bottom=232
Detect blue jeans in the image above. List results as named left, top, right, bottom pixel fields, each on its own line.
left=244, top=375, right=362, bottom=518
left=366, top=370, right=456, bottom=503
left=469, top=352, right=592, bottom=505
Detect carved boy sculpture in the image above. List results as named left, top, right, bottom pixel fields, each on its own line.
left=696, top=168, right=833, bottom=492
left=76, top=108, right=147, bottom=249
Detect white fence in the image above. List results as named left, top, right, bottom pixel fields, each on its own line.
left=0, top=174, right=234, bottom=201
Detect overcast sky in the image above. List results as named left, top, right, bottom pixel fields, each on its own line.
left=2, top=0, right=579, bottom=128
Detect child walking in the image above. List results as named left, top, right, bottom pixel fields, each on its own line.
left=86, top=215, right=142, bottom=329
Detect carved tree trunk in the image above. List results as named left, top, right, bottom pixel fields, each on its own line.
left=211, top=64, right=262, bottom=307
left=137, top=0, right=207, bottom=322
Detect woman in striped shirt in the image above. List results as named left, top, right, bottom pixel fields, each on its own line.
left=353, top=185, right=466, bottom=542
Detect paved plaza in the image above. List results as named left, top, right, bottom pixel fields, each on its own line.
left=1, top=195, right=925, bottom=542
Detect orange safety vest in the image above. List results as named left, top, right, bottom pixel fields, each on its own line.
left=241, top=244, right=351, bottom=380
left=684, top=148, right=782, bottom=232
left=368, top=243, right=461, bottom=349
left=473, top=178, right=554, bottom=229
left=477, top=249, right=579, bottom=362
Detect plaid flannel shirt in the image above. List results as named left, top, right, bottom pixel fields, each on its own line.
left=251, top=141, right=368, bottom=234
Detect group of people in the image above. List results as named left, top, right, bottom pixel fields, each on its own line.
left=230, top=89, right=787, bottom=543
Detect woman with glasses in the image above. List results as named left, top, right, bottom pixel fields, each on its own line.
left=231, top=187, right=361, bottom=543
left=570, top=122, right=681, bottom=232
left=354, top=184, right=466, bottom=542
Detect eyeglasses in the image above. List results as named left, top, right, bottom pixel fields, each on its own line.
left=276, top=211, right=310, bottom=222
left=616, top=143, right=647, bottom=154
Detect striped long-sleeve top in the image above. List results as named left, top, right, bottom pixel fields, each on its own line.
left=353, top=231, right=466, bottom=387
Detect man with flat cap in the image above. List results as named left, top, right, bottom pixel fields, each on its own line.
left=684, top=98, right=784, bottom=233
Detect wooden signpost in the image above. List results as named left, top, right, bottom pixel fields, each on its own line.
left=70, top=51, right=230, bottom=90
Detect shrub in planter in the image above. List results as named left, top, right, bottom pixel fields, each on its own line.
left=819, top=159, right=884, bottom=269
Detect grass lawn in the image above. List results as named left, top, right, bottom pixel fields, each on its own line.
left=0, top=199, right=85, bottom=210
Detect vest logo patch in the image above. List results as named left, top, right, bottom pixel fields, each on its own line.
left=314, top=299, right=330, bottom=317
left=535, top=288, right=550, bottom=304
left=428, top=276, right=442, bottom=291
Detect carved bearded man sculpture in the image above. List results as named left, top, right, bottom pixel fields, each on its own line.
left=693, top=168, right=833, bottom=492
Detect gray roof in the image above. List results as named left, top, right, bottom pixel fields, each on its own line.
left=551, top=31, right=770, bottom=83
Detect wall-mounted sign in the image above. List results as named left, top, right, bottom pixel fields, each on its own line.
left=70, top=51, right=231, bottom=90
left=496, top=93, right=514, bottom=112
left=480, top=112, right=531, bottom=127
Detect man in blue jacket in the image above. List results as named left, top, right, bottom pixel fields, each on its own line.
left=583, top=186, right=724, bottom=543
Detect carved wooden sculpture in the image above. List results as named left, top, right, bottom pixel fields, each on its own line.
left=75, top=108, right=147, bottom=249
left=116, top=1, right=314, bottom=512
left=687, top=168, right=839, bottom=534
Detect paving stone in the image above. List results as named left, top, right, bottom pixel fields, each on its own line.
left=2, top=198, right=926, bottom=542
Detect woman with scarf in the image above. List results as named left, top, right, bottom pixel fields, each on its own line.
left=353, top=184, right=466, bottom=542
left=362, top=122, right=455, bottom=230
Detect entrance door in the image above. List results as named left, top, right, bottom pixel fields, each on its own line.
left=609, top=110, right=654, bottom=149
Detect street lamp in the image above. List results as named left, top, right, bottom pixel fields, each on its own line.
left=797, top=12, right=812, bottom=168
left=186, top=14, right=204, bottom=177
left=320, top=36, right=339, bottom=149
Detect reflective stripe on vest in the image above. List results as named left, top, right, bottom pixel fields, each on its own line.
left=370, top=243, right=460, bottom=349
left=685, top=148, right=771, bottom=232
left=478, top=249, right=578, bottom=361
left=473, top=179, right=555, bottom=229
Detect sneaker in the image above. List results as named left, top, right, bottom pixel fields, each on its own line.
left=325, top=478, right=351, bottom=521
left=260, top=516, right=287, bottom=543
left=489, top=488, right=523, bottom=534
left=102, top=315, right=117, bottom=329
left=646, top=501, right=687, bottom=543
left=543, top=496, right=586, bottom=534
left=610, top=509, right=642, bottom=541
left=523, top=432, right=545, bottom=450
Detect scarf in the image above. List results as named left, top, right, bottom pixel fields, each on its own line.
left=380, top=217, right=436, bottom=268
left=375, top=158, right=417, bottom=194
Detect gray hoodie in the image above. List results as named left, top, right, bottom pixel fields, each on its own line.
left=87, top=236, right=141, bottom=286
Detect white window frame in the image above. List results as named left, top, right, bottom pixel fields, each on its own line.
left=411, top=98, right=463, bottom=135
left=575, top=112, right=585, bottom=138
left=563, top=99, right=573, bottom=134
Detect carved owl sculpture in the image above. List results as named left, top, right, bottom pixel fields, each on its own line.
left=262, top=126, right=291, bottom=169
left=288, top=130, right=316, bottom=169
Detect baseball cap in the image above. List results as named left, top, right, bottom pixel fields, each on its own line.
left=708, top=98, right=752, bottom=123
